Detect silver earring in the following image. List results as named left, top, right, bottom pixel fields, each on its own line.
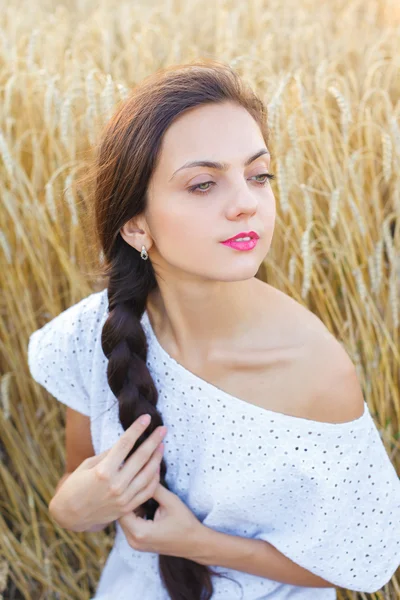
left=140, top=245, right=149, bottom=260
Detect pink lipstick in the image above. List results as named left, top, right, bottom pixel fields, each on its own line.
left=220, top=230, right=259, bottom=251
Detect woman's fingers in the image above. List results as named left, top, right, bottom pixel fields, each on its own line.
left=117, top=442, right=164, bottom=505
left=122, top=471, right=161, bottom=515
left=95, top=415, right=151, bottom=475
left=125, top=427, right=166, bottom=475
left=96, top=415, right=166, bottom=476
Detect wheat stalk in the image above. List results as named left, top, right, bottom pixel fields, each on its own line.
left=329, top=187, right=340, bottom=229
left=314, top=59, right=329, bottom=95
left=288, top=254, right=297, bottom=284
left=276, top=158, right=289, bottom=214
left=0, top=560, right=9, bottom=594
left=353, top=266, right=372, bottom=321
left=294, top=72, right=312, bottom=121
left=85, top=104, right=98, bottom=146
left=328, top=85, right=352, bottom=146
left=374, top=238, right=383, bottom=295
left=25, top=28, right=39, bottom=69
left=43, top=77, right=60, bottom=129
left=60, top=96, right=72, bottom=150
left=44, top=180, right=57, bottom=223
left=382, top=216, right=395, bottom=265
left=368, top=254, right=378, bottom=296
left=85, top=69, right=98, bottom=116
left=381, top=131, right=393, bottom=185
left=117, top=82, right=129, bottom=102
left=284, top=150, right=297, bottom=188
left=300, top=183, right=313, bottom=229
left=267, top=72, right=292, bottom=139
left=287, top=112, right=301, bottom=165
left=0, top=373, right=11, bottom=420
left=4, top=74, right=17, bottom=117
left=64, top=172, right=79, bottom=227
left=346, top=194, right=366, bottom=237
left=101, top=73, right=115, bottom=123
left=0, top=232, right=12, bottom=265
left=389, top=259, right=399, bottom=329
left=301, top=225, right=312, bottom=299
left=0, top=130, right=14, bottom=179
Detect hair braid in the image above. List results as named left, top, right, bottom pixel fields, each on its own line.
left=100, top=240, right=227, bottom=598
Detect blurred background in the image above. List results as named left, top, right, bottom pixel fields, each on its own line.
left=0, top=0, right=399, bottom=598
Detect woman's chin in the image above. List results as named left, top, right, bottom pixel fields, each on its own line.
left=216, top=263, right=262, bottom=282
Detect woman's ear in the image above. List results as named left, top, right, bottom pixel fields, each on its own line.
left=120, top=218, right=150, bottom=252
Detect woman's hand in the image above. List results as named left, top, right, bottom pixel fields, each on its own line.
left=49, top=414, right=166, bottom=532
left=117, top=483, right=205, bottom=560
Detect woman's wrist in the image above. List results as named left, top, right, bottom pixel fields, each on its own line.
left=187, top=524, right=221, bottom=564
left=49, top=495, right=91, bottom=532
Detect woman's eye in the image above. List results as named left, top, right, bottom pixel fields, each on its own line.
left=187, top=172, right=275, bottom=195
left=187, top=181, right=215, bottom=194
left=253, top=173, right=276, bottom=184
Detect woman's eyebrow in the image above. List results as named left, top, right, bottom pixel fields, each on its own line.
left=169, top=148, right=270, bottom=181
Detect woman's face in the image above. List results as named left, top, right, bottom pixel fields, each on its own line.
left=129, top=100, right=276, bottom=283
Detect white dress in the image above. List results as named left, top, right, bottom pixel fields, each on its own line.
left=27, top=288, right=400, bottom=600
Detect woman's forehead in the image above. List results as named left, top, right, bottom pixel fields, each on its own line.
left=155, top=104, right=266, bottom=180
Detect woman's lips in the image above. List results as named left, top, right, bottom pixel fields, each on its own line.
left=220, top=238, right=259, bottom=251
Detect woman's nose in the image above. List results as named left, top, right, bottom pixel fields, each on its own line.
left=227, top=185, right=259, bottom=217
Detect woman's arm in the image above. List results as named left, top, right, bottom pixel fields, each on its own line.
left=191, top=525, right=334, bottom=588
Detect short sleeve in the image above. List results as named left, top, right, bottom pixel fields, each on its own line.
left=253, top=403, right=400, bottom=593
left=27, top=290, right=107, bottom=417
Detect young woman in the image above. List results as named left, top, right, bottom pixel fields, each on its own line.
left=27, top=59, right=400, bottom=600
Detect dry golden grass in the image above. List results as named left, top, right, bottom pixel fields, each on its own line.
left=0, top=0, right=399, bottom=598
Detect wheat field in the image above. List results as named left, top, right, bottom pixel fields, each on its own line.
left=0, top=0, right=399, bottom=598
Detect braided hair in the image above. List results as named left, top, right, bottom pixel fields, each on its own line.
left=82, top=58, right=270, bottom=600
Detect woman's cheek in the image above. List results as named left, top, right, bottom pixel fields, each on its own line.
left=152, top=210, right=200, bottom=257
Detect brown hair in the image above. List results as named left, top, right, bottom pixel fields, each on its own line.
left=83, top=58, right=270, bottom=600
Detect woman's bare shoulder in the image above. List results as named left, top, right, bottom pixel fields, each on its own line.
left=255, top=282, right=334, bottom=348
left=257, top=284, right=365, bottom=424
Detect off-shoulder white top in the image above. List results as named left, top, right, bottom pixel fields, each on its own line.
left=27, top=288, right=400, bottom=599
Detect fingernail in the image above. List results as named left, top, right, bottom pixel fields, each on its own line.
left=139, top=414, right=151, bottom=425
left=158, top=426, right=167, bottom=437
